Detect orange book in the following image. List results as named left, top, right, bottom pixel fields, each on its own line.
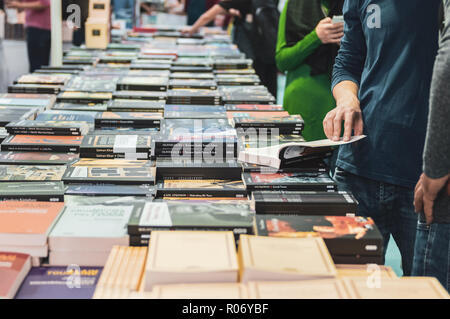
left=0, top=252, right=31, bottom=299
left=0, top=201, right=65, bottom=246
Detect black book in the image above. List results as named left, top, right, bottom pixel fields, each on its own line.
left=6, top=120, right=90, bottom=136
left=156, top=158, right=242, bottom=180
left=251, top=191, right=358, bottom=215
left=242, top=172, right=337, bottom=192
left=94, top=112, right=162, bottom=128
left=8, top=84, right=61, bottom=94
left=129, top=234, right=151, bottom=247
left=256, top=215, right=383, bottom=257
left=1, top=135, right=82, bottom=153
left=65, top=184, right=155, bottom=197
left=168, top=79, right=217, bottom=90
left=107, top=100, right=165, bottom=113
left=62, top=166, right=156, bottom=185
left=116, top=77, right=168, bottom=91
left=127, top=201, right=254, bottom=236
left=170, top=66, right=213, bottom=73
left=0, top=181, right=65, bottom=202
left=0, top=151, right=78, bottom=165
left=156, top=178, right=247, bottom=198
left=129, top=63, right=172, bottom=70
left=112, top=90, right=167, bottom=101
left=0, top=107, right=39, bottom=126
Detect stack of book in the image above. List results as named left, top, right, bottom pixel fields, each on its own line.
left=167, top=89, right=221, bottom=105
left=94, top=112, right=162, bottom=129
left=79, top=134, right=152, bottom=159
left=227, top=111, right=304, bottom=135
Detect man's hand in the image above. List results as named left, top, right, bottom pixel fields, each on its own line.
left=325, top=81, right=363, bottom=141
left=316, top=17, right=344, bottom=44
left=181, top=26, right=194, bottom=36
left=6, top=1, right=22, bottom=9
left=414, top=173, right=449, bottom=224
left=228, top=9, right=241, bottom=18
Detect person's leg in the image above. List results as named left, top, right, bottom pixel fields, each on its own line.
left=390, top=184, right=418, bottom=276
left=412, top=221, right=450, bottom=291
left=333, top=166, right=391, bottom=262
left=26, top=27, right=39, bottom=73
left=40, top=29, right=51, bottom=69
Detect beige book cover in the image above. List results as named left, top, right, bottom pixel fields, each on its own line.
left=247, top=279, right=350, bottom=299
left=344, top=277, right=450, bottom=299
left=336, top=264, right=398, bottom=279
left=145, top=231, right=239, bottom=291
left=152, top=283, right=248, bottom=299
left=238, top=235, right=337, bottom=282
left=94, top=246, right=147, bottom=299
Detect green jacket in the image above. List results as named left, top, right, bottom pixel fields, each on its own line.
left=276, top=0, right=335, bottom=141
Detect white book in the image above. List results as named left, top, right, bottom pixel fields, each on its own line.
left=238, top=136, right=366, bottom=169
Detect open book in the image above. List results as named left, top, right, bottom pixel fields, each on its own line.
left=238, top=136, right=366, bottom=169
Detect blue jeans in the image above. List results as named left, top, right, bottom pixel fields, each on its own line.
left=333, top=167, right=418, bottom=276
left=412, top=219, right=450, bottom=292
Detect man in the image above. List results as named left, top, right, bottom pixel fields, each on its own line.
left=184, top=0, right=279, bottom=97
left=6, top=0, right=51, bottom=73
left=412, top=0, right=450, bottom=291
left=323, top=0, right=441, bottom=275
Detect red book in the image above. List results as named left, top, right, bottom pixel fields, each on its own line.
left=0, top=252, right=31, bottom=299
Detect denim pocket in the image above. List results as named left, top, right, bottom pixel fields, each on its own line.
left=416, top=220, right=430, bottom=231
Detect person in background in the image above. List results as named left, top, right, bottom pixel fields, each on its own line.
left=183, top=0, right=279, bottom=97
left=276, top=0, right=344, bottom=141
left=412, top=0, right=450, bottom=292
left=0, top=0, right=8, bottom=92
left=6, top=0, right=51, bottom=73
left=182, top=0, right=218, bottom=26
left=112, top=0, right=134, bottom=28
left=323, top=0, right=441, bottom=276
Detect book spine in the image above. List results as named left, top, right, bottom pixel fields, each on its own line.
left=156, top=189, right=247, bottom=198
left=7, top=129, right=82, bottom=136
left=1, top=144, right=80, bottom=153
left=0, top=194, right=64, bottom=202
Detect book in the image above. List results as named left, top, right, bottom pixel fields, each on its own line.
left=107, top=100, right=165, bottom=113
left=242, top=172, right=337, bottom=192
left=0, top=106, right=40, bottom=126
left=155, top=158, right=242, bottom=179
left=238, top=235, right=337, bottom=283
left=229, top=111, right=304, bottom=130
left=151, top=283, right=248, bottom=299
left=156, top=179, right=247, bottom=198
left=112, top=90, right=167, bottom=101
left=15, top=266, right=102, bottom=299
left=0, top=201, right=65, bottom=246
left=256, top=215, right=383, bottom=257
left=64, top=75, right=119, bottom=93
left=239, top=136, right=366, bottom=169
left=16, top=74, right=71, bottom=85
left=0, top=252, right=31, bottom=299
left=0, top=152, right=78, bottom=165
left=127, top=201, right=255, bottom=236
left=8, top=83, right=62, bottom=94
left=1, top=135, right=82, bottom=153
left=343, top=277, right=450, bottom=299
left=65, top=184, right=155, bottom=197
left=251, top=191, right=358, bottom=215
left=80, top=134, right=152, bottom=159
left=163, top=104, right=227, bottom=119
left=0, top=93, right=55, bottom=109
left=167, top=89, right=221, bottom=105
left=170, top=72, right=215, bottom=80
left=57, top=91, right=112, bottom=103
left=52, top=102, right=108, bottom=112
left=168, top=79, right=217, bottom=90
left=0, top=181, right=65, bottom=202
left=336, top=264, right=398, bottom=279
left=247, top=279, right=350, bottom=299
left=93, top=246, right=147, bottom=299
left=117, top=77, right=168, bottom=91
left=6, top=120, right=91, bottom=136
left=0, top=165, right=67, bottom=182
left=62, top=166, right=156, bottom=185
left=35, top=110, right=98, bottom=123
left=95, top=112, right=162, bottom=128
left=144, top=231, right=239, bottom=291
left=225, top=104, right=284, bottom=112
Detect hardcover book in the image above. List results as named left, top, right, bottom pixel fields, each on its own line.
left=0, top=201, right=65, bottom=246
left=112, top=90, right=167, bottom=101
left=256, top=215, right=383, bottom=257
left=155, top=158, right=242, bottom=179
left=80, top=134, right=152, bottom=159
left=6, top=120, right=91, bottom=136
left=225, top=104, right=284, bottom=112
left=52, top=102, right=108, bottom=112
left=163, top=104, right=227, bottom=119
left=0, top=152, right=78, bottom=165
left=107, top=100, right=165, bottom=113
left=0, top=181, right=65, bottom=202
left=117, top=77, right=168, bottom=91
left=15, top=266, right=102, bottom=299
left=0, top=165, right=67, bottom=182
left=238, top=235, right=337, bottom=282
left=62, top=166, right=156, bottom=185
left=95, top=112, right=162, bottom=128
left=156, top=179, right=247, bottom=198
left=144, top=231, right=239, bottom=290
left=65, top=184, right=154, bottom=197
left=0, top=252, right=31, bottom=299
left=1, top=135, right=82, bottom=153
left=57, top=91, right=113, bottom=103
left=127, top=201, right=254, bottom=236
left=151, top=283, right=248, bottom=299
left=251, top=191, right=358, bottom=215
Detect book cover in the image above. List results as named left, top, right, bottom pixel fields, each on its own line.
left=0, top=181, right=65, bottom=202
left=0, top=165, right=67, bottom=182
left=127, top=201, right=254, bottom=235
left=242, top=172, right=337, bottom=191
left=0, top=201, right=65, bottom=246
left=0, top=252, right=31, bottom=299
left=156, top=179, right=247, bottom=198
left=95, top=112, right=162, bottom=128
left=65, top=184, right=154, bottom=197
left=107, top=100, right=165, bottom=112
left=256, top=215, right=383, bottom=256
left=151, top=283, right=248, bottom=299
left=0, top=152, right=78, bottom=165
left=155, top=158, right=242, bottom=179
left=62, top=166, right=156, bottom=185
left=1, top=134, right=83, bottom=153
left=52, top=102, right=108, bottom=112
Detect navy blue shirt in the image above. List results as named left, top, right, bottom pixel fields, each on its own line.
left=332, top=0, right=441, bottom=188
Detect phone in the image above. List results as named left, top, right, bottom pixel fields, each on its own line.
left=332, top=15, right=344, bottom=24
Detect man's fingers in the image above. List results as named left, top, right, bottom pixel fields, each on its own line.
left=343, top=110, right=355, bottom=141
left=423, top=198, right=434, bottom=224
left=353, top=114, right=364, bottom=136
left=323, top=111, right=336, bottom=140
left=332, top=110, right=344, bottom=141
left=414, top=185, right=424, bottom=213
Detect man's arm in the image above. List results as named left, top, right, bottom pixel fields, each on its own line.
left=183, top=4, right=227, bottom=35
left=323, top=0, right=366, bottom=141
left=6, top=0, right=48, bottom=10
left=414, top=2, right=450, bottom=223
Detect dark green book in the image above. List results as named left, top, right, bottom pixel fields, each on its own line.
left=0, top=181, right=65, bottom=202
